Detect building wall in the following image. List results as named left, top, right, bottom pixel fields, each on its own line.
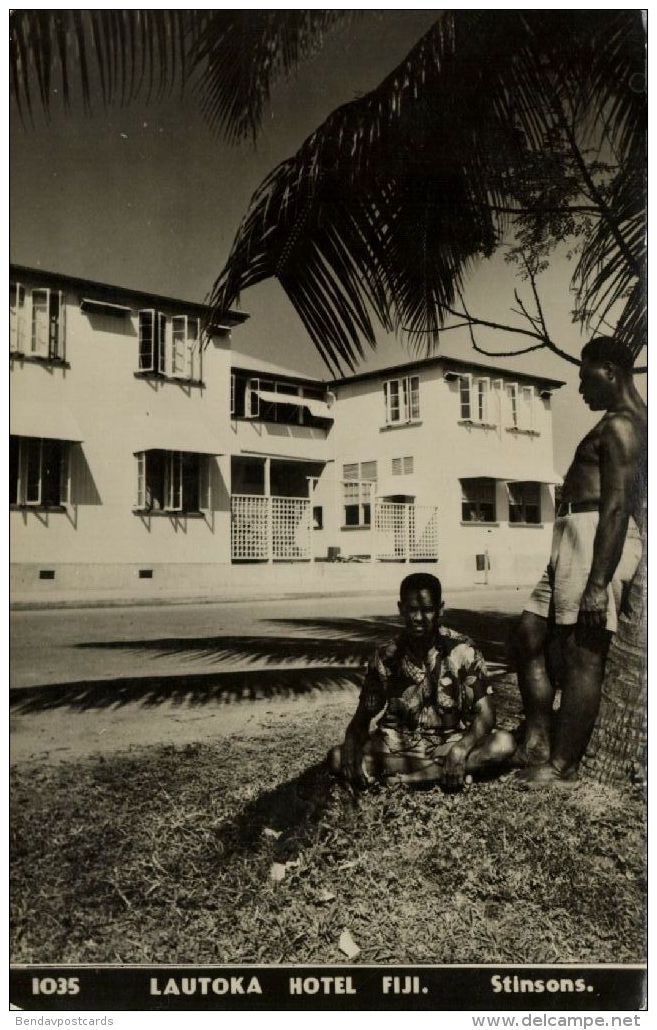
left=10, top=276, right=233, bottom=571
left=323, top=365, right=557, bottom=586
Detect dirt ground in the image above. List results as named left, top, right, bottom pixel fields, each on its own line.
left=10, top=587, right=525, bottom=764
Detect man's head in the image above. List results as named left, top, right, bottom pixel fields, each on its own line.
left=579, top=336, right=634, bottom=411
left=398, top=572, right=443, bottom=641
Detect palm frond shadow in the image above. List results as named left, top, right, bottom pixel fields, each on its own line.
left=11, top=611, right=521, bottom=717
left=9, top=665, right=361, bottom=716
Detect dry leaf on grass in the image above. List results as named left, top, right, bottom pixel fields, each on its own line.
left=338, top=928, right=361, bottom=959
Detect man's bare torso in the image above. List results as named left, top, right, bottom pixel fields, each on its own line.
left=561, top=408, right=646, bottom=521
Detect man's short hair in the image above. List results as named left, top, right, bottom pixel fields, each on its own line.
left=399, top=572, right=442, bottom=607
left=581, top=335, right=634, bottom=371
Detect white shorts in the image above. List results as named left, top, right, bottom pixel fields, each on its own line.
left=524, top=512, right=642, bottom=634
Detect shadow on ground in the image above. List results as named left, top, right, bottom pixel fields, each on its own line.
left=10, top=665, right=360, bottom=715
left=72, top=609, right=516, bottom=667
left=11, top=610, right=522, bottom=718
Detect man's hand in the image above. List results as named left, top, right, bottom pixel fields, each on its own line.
left=578, top=580, right=609, bottom=629
left=340, top=736, right=369, bottom=789
left=441, top=741, right=470, bottom=791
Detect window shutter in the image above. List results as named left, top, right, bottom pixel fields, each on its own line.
left=506, top=383, right=518, bottom=427
left=31, top=289, right=50, bottom=357
left=167, top=451, right=183, bottom=511
left=360, top=460, right=377, bottom=482
left=136, top=452, right=146, bottom=508
left=189, top=318, right=200, bottom=381
left=56, top=290, right=66, bottom=360
left=391, top=457, right=402, bottom=476
left=403, top=455, right=414, bottom=475
left=59, top=442, right=71, bottom=505
left=343, top=463, right=359, bottom=481
left=157, top=313, right=167, bottom=375
left=199, top=454, right=211, bottom=512
left=10, top=283, right=25, bottom=353
left=383, top=380, right=389, bottom=423
left=24, top=438, right=43, bottom=504
left=408, top=375, right=420, bottom=420
left=246, top=378, right=260, bottom=417
left=459, top=375, right=471, bottom=419
left=138, top=310, right=155, bottom=371
left=230, top=374, right=236, bottom=415
left=520, top=386, right=534, bottom=429
left=171, top=315, right=186, bottom=377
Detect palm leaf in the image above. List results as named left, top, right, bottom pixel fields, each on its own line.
left=214, top=10, right=646, bottom=371
left=9, top=10, right=350, bottom=139
left=10, top=10, right=191, bottom=118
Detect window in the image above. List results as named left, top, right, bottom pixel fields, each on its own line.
left=461, top=478, right=496, bottom=523
left=10, top=283, right=26, bottom=354
left=506, top=383, right=535, bottom=430
left=476, top=378, right=489, bottom=422
left=343, top=460, right=376, bottom=526
left=138, top=310, right=166, bottom=373
left=10, top=436, right=69, bottom=507
left=459, top=376, right=471, bottom=419
left=171, top=315, right=201, bottom=380
left=508, top=481, right=541, bottom=524
left=135, top=450, right=209, bottom=513
left=312, top=506, right=323, bottom=530
left=138, top=311, right=201, bottom=380
left=10, top=286, right=66, bottom=359
left=460, top=375, right=490, bottom=423
left=230, top=373, right=236, bottom=415
left=384, top=374, right=420, bottom=424
left=391, top=456, right=414, bottom=475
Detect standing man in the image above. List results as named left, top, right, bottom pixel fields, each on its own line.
left=510, top=337, right=646, bottom=787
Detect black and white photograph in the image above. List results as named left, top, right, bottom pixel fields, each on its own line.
left=9, top=8, right=647, bottom=1012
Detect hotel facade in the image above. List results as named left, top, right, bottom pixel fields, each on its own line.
left=10, top=267, right=564, bottom=599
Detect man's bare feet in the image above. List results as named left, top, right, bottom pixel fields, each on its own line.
left=509, top=725, right=551, bottom=768
left=514, top=763, right=579, bottom=790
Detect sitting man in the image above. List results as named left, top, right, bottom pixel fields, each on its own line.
left=328, top=572, right=515, bottom=790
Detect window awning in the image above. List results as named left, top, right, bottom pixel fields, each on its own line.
left=133, top=417, right=222, bottom=455
left=460, top=466, right=562, bottom=484
left=255, top=389, right=334, bottom=419
left=10, top=402, right=83, bottom=442
left=80, top=298, right=132, bottom=317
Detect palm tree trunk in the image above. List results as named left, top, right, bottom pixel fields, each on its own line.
left=581, top=520, right=647, bottom=785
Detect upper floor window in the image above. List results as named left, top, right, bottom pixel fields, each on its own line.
left=10, top=435, right=70, bottom=508
left=506, top=383, right=535, bottom=431
left=459, top=375, right=492, bottom=424
left=135, top=449, right=209, bottom=513
left=461, top=477, right=496, bottom=523
left=391, top=455, right=414, bottom=476
left=10, top=284, right=66, bottom=361
left=231, top=373, right=332, bottom=428
left=384, top=375, right=420, bottom=425
left=138, top=311, right=202, bottom=382
left=508, top=481, right=541, bottom=524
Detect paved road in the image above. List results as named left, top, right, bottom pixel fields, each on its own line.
left=10, top=587, right=525, bottom=764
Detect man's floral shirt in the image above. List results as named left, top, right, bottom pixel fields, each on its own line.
left=360, top=627, right=491, bottom=736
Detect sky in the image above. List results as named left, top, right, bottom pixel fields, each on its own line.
left=9, top=10, right=645, bottom=474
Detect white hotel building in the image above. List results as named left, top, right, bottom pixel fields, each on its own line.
left=10, top=266, right=564, bottom=600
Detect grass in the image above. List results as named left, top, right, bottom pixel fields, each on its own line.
left=11, top=702, right=646, bottom=965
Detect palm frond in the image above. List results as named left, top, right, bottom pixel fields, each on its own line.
left=10, top=10, right=191, bottom=119
left=214, top=10, right=646, bottom=370
left=188, top=11, right=353, bottom=143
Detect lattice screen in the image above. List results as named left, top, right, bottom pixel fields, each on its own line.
left=409, top=505, right=439, bottom=560
left=231, top=495, right=269, bottom=560
left=375, top=502, right=439, bottom=561
left=272, top=497, right=312, bottom=560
